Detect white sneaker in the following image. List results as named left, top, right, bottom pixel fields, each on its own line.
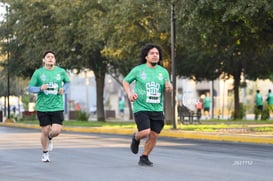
left=41, top=152, right=50, bottom=162
left=48, top=139, right=53, bottom=152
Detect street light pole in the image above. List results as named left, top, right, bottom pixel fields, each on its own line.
left=6, top=5, right=11, bottom=121
left=171, top=2, right=177, bottom=129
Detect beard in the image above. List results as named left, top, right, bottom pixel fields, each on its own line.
left=151, top=62, right=157, bottom=67
left=45, top=64, right=54, bottom=68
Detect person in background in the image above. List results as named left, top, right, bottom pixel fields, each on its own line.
left=28, top=50, right=70, bottom=162
left=203, top=92, right=210, bottom=119
left=267, top=89, right=273, bottom=119
left=123, top=44, right=173, bottom=166
left=195, top=99, right=203, bottom=121
left=255, top=90, right=263, bottom=120
left=118, top=97, right=125, bottom=118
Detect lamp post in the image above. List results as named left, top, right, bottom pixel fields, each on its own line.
left=5, top=5, right=11, bottom=121
left=171, top=2, right=177, bottom=129
left=84, top=69, right=90, bottom=113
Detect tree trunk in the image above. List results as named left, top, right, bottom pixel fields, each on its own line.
left=126, top=98, right=133, bottom=120
left=164, top=92, right=173, bottom=125
left=95, top=72, right=106, bottom=121
left=233, top=68, right=242, bottom=119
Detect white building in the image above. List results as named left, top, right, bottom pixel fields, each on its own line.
left=66, top=70, right=273, bottom=120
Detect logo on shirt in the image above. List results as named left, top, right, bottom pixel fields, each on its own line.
left=40, top=73, right=46, bottom=81
left=44, top=82, right=59, bottom=95
left=56, top=73, right=61, bottom=80
left=141, top=71, right=147, bottom=80
left=146, top=82, right=160, bottom=103
left=158, top=73, right=163, bottom=81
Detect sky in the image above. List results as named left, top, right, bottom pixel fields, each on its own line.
left=0, top=3, right=8, bottom=22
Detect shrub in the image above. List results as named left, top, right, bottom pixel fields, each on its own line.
left=261, top=109, right=270, bottom=120
left=231, top=103, right=246, bottom=120
left=76, top=111, right=89, bottom=121
left=254, top=105, right=270, bottom=120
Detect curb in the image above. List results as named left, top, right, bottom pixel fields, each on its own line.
left=1, top=123, right=273, bottom=145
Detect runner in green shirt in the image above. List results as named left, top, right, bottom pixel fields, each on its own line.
left=123, top=44, right=172, bottom=166
left=28, top=50, right=70, bottom=162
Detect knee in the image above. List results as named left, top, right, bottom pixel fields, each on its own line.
left=50, top=124, right=62, bottom=137
left=42, top=126, right=51, bottom=135
left=149, top=131, right=158, bottom=140
left=138, top=129, right=151, bottom=139
left=51, top=129, right=61, bottom=137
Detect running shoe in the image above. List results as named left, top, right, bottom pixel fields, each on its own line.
left=48, top=139, right=53, bottom=152
left=41, top=152, right=50, bottom=162
left=138, top=155, right=153, bottom=166
left=130, top=133, right=140, bottom=154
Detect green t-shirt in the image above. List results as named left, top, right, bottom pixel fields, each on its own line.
left=267, top=93, right=273, bottom=105
left=28, top=66, right=70, bottom=112
left=255, top=93, right=263, bottom=106
left=124, top=64, right=170, bottom=113
left=203, top=97, right=210, bottom=109
left=119, top=100, right=125, bottom=110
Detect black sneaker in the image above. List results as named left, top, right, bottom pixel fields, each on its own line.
left=138, top=155, right=153, bottom=166
left=130, top=133, right=140, bottom=154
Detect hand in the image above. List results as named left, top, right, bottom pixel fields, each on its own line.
left=40, top=84, right=48, bottom=91
left=129, top=93, right=138, bottom=102
left=59, top=88, right=64, bottom=95
left=165, top=82, right=173, bottom=92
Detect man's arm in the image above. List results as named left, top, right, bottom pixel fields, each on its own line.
left=123, top=80, right=138, bottom=101
left=165, top=81, right=173, bottom=92
left=28, top=86, right=41, bottom=93
left=59, top=82, right=70, bottom=95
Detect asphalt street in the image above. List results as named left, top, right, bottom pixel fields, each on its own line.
left=0, top=126, right=273, bottom=181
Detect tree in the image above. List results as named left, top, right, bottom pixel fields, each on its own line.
left=98, top=0, right=173, bottom=120
left=175, top=0, right=273, bottom=119
left=3, top=0, right=271, bottom=122
left=0, top=0, right=111, bottom=121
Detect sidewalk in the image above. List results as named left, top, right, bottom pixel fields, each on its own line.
left=1, top=122, right=273, bottom=145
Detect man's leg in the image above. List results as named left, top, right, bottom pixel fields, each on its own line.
left=142, top=131, right=158, bottom=156
left=41, top=125, right=51, bottom=151
left=138, top=131, right=158, bottom=166
left=49, top=123, right=62, bottom=138
left=135, top=129, right=150, bottom=140
left=131, top=129, right=150, bottom=154
left=48, top=123, right=62, bottom=152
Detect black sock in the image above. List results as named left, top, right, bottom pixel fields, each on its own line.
left=141, top=155, right=148, bottom=158
left=43, top=151, right=48, bottom=153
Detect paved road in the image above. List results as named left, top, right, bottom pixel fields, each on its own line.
left=0, top=126, right=273, bottom=181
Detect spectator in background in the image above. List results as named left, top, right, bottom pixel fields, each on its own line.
left=195, top=99, right=203, bottom=120
left=12, top=106, right=16, bottom=115
left=255, top=90, right=263, bottom=120
left=203, top=92, right=210, bottom=119
left=118, top=97, right=125, bottom=118
left=266, top=89, right=273, bottom=118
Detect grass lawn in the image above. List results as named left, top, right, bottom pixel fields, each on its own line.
left=15, top=119, right=273, bottom=133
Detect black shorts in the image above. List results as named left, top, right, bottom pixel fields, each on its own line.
left=256, top=105, right=263, bottom=111
left=134, top=111, right=165, bottom=134
left=37, top=111, right=64, bottom=127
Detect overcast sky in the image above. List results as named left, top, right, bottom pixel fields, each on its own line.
left=0, top=3, right=8, bottom=22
